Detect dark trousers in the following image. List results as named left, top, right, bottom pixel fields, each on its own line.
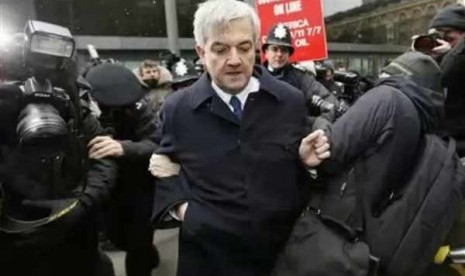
left=176, top=203, right=287, bottom=276
left=0, top=227, right=114, bottom=276
left=105, top=183, right=156, bottom=276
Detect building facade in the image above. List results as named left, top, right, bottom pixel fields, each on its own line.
left=323, top=0, right=362, bottom=16
left=326, top=0, right=459, bottom=45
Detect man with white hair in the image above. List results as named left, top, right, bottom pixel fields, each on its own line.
left=150, top=0, right=330, bottom=275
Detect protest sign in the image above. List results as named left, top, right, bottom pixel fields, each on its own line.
left=256, top=0, right=328, bottom=62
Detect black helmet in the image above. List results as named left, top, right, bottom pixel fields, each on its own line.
left=85, top=63, right=144, bottom=107
left=171, top=59, right=199, bottom=84
left=262, top=24, right=294, bottom=55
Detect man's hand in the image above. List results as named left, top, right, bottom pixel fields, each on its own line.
left=88, top=136, right=124, bottom=159
left=149, top=154, right=181, bottom=178
left=299, top=130, right=330, bottom=168
left=432, top=39, right=452, bottom=57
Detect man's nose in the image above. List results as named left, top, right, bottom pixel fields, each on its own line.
left=227, top=48, right=242, bottom=66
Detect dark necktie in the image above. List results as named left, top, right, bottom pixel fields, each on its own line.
left=229, top=95, right=242, bottom=119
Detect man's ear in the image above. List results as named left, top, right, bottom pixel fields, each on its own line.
left=195, top=45, right=205, bottom=64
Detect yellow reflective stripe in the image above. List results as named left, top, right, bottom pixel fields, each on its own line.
left=47, top=201, right=79, bottom=223
left=434, top=246, right=450, bottom=264
left=451, top=264, right=465, bottom=276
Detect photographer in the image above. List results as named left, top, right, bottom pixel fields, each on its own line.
left=315, top=51, right=446, bottom=276
left=262, top=24, right=339, bottom=123
left=318, top=63, right=343, bottom=97
left=0, top=21, right=117, bottom=276
left=428, top=4, right=465, bottom=61
left=428, top=4, right=465, bottom=157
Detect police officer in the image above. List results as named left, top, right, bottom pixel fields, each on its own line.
left=85, top=63, right=160, bottom=276
left=263, top=24, right=339, bottom=123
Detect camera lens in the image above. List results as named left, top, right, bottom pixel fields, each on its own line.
left=16, top=103, right=69, bottom=157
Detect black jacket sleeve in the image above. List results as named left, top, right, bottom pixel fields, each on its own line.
left=120, top=100, right=158, bottom=162
left=77, top=100, right=118, bottom=211
left=320, top=88, right=397, bottom=174
left=151, top=96, right=191, bottom=229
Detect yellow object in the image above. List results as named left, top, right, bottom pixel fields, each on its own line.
left=451, top=264, right=465, bottom=276
left=434, top=246, right=451, bottom=264
left=47, top=200, right=79, bottom=222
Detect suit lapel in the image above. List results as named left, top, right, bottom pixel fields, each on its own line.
left=189, top=74, right=240, bottom=125
left=210, top=95, right=240, bottom=126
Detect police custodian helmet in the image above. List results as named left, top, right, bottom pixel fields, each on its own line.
left=262, top=24, right=294, bottom=55
left=170, top=59, right=199, bottom=84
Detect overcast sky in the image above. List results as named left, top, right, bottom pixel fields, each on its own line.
left=323, top=0, right=362, bottom=16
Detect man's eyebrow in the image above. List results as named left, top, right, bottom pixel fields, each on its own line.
left=211, top=42, right=227, bottom=47
left=238, top=40, right=252, bottom=46
left=210, top=40, right=252, bottom=47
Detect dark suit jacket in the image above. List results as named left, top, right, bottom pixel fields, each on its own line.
left=152, top=66, right=311, bottom=275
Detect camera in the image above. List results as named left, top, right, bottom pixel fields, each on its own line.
left=315, top=65, right=365, bottom=116
left=0, top=20, right=76, bottom=157
left=311, top=95, right=334, bottom=113
left=310, top=94, right=350, bottom=118
left=412, top=33, right=442, bottom=54
left=333, top=71, right=359, bottom=85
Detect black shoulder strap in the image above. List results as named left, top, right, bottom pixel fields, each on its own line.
left=308, top=167, right=362, bottom=240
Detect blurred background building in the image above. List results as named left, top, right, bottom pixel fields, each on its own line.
left=0, top=0, right=463, bottom=74
left=324, top=0, right=461, bottom=74
left=324, top=0, right=362, bottom=16
left=0, top=0, right=206, bottom=69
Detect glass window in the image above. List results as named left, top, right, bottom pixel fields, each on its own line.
left=177, top=0, right=203, bottom=37
left=347, top=57, right=362, bottom=73
left=35, top=0, right=167, bottom=37
left=176, top=0, right=246, bottom=37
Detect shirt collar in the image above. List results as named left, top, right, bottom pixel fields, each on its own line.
left=211, top=77, right=260, bottom=109
left=188, top=66, right=281, bottom=110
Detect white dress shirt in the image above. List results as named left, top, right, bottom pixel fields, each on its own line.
left=211, top=77, right=260, bottom=111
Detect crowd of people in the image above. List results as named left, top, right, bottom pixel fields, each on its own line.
left=2, top=0, right=465, bottom=276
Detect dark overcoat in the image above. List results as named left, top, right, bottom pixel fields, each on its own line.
left=152, top=66, right=311, bottom=276
left=102, top=98, right=159, bottom=251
